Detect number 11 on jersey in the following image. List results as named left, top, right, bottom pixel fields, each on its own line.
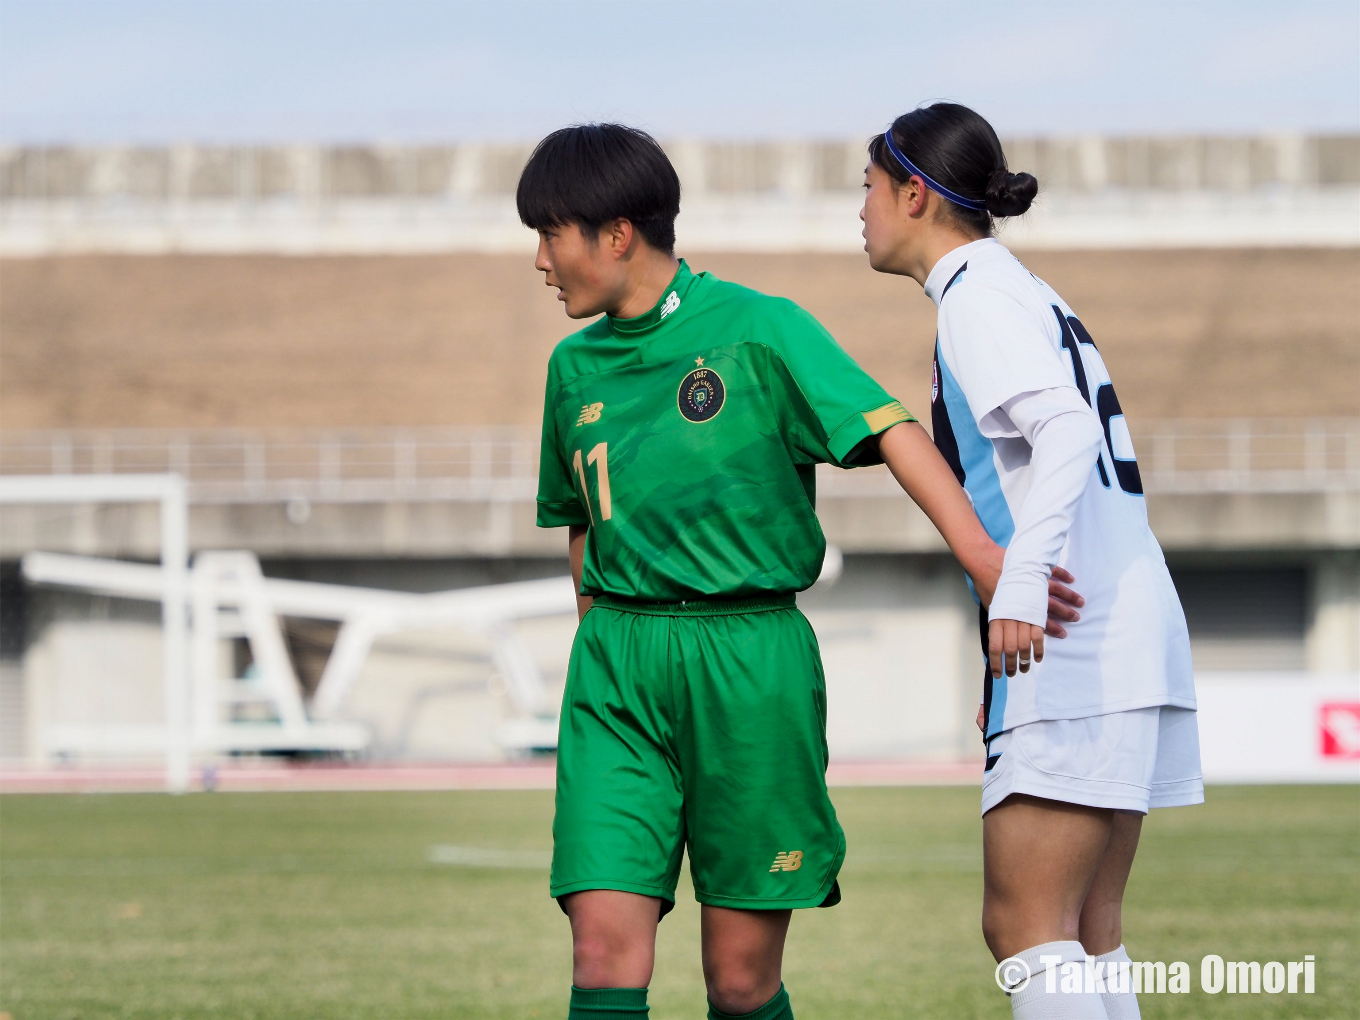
left=572, top=442, right=612, bottom=523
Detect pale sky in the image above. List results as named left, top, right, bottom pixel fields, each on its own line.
left=2, top=0, right=1357, bottom=142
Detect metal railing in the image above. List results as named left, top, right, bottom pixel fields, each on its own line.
left=0, top=428, right=536, bottom=504
left=1136, top=418, right=1360, bottom=494
left=1, top=419, right=1357, bottom=503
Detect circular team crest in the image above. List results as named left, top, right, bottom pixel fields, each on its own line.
left=678, top=367, right=725, bottom=423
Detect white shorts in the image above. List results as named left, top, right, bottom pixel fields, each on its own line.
left=981, top=706, right=1204, bottom=816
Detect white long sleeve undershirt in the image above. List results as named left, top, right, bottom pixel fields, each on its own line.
left=986, top=388, right=1104, bottom=628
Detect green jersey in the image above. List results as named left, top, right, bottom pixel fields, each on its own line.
left=536, top=260, right=914, bottom=600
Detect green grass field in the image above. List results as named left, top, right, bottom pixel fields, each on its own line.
left=1, top=785, right=1356, bottom=1019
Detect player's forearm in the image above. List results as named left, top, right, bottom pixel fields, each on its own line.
left=878, top=422, right=995, bottom=585
left=568, top=525, right=593, bottom=621
left=991, top=409, right=1101, bottom=626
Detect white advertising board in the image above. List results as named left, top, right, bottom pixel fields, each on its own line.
left=1196, top=674, right=1360, bottom=783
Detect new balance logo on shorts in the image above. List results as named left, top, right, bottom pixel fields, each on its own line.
left=575, top=402, right=603, bottom=426
left=769, top=850, right=803, bottom=873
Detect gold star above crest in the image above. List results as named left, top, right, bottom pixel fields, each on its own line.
left=695, top=356, right=705, bottom=366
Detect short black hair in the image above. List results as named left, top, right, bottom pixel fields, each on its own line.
left=868, top=102, right=1037, bottom=237
left=516, top=123, right=681, bottom=255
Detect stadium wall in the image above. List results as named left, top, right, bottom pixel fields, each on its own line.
left=2, top=135, right=1358, bottom=253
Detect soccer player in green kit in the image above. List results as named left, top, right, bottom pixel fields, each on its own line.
left=517, top=125, right=1080, bottom=1020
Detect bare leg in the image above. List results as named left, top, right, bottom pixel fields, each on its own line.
left=1079, top=811, right=1143, bottom=955
left=564, top=890, right=662, bottom=989
left=701, top=905, right=791, bottom=1015
left=982, top=794, right=1114, bottom=961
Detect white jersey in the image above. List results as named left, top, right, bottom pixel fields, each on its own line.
left=926, top=238, right=1196, bottom=736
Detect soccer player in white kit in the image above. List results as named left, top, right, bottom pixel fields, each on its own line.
left=859, top=103, right=1204, bottom=1019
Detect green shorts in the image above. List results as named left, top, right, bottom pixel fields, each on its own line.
left=551, top=593, right=844, bottom=914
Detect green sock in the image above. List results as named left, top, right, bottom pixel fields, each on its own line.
left=707, top=983, right=793, bottom=1020
left=568, top=985, right=649, bottom=1019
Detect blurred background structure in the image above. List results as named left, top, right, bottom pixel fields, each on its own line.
left=2, top=134, right=1358, bottom=252
left=3, top=133, right=1357, bottom=784
left=0, top=0, right=1357, bottom=789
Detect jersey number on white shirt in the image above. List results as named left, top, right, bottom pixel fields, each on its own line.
left=1053, top=307, right=1144, bottom=496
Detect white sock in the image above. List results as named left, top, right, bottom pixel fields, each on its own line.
left=1007, top=940, right=1109, bottom=1019
left=1094, top=945, right=1139, bottom=1019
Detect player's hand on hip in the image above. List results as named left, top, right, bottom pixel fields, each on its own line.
left=976, top=702, right=986, bottom=733
left=1045, top=565, right=1083, bottom=639
left=988, top=618, right=1045, bottom=679
left=963, top=546, right=1081, bottom=642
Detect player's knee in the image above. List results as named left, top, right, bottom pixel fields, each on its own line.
left=983, top=895, right=1082, bottom=957
left=1079, top=903, right=1123, bottom=954
left=572, top=929, right=644, bottom=986
left=981, top=899, right=1014, bottom=957
left=705, top=967, right=777, bottom=1016
left=571, top=934, right=611, bottom=983
left=979, top=903, right=1028, bottom=957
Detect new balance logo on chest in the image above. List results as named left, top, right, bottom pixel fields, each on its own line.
left=575, top=403, right=603, bottom=426
left=660, top=291, right=681, bottom=319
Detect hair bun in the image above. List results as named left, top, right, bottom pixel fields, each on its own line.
left=985, top=169, right=1037, bottom=217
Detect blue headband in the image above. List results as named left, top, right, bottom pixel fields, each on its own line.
left=882, top=131, right=989, bottom=211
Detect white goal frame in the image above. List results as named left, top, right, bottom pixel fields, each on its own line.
left=0, top=474, right=190, bottom=791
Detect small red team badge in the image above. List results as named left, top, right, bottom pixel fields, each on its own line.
left=1319, top=703, right=1360, bottom=759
